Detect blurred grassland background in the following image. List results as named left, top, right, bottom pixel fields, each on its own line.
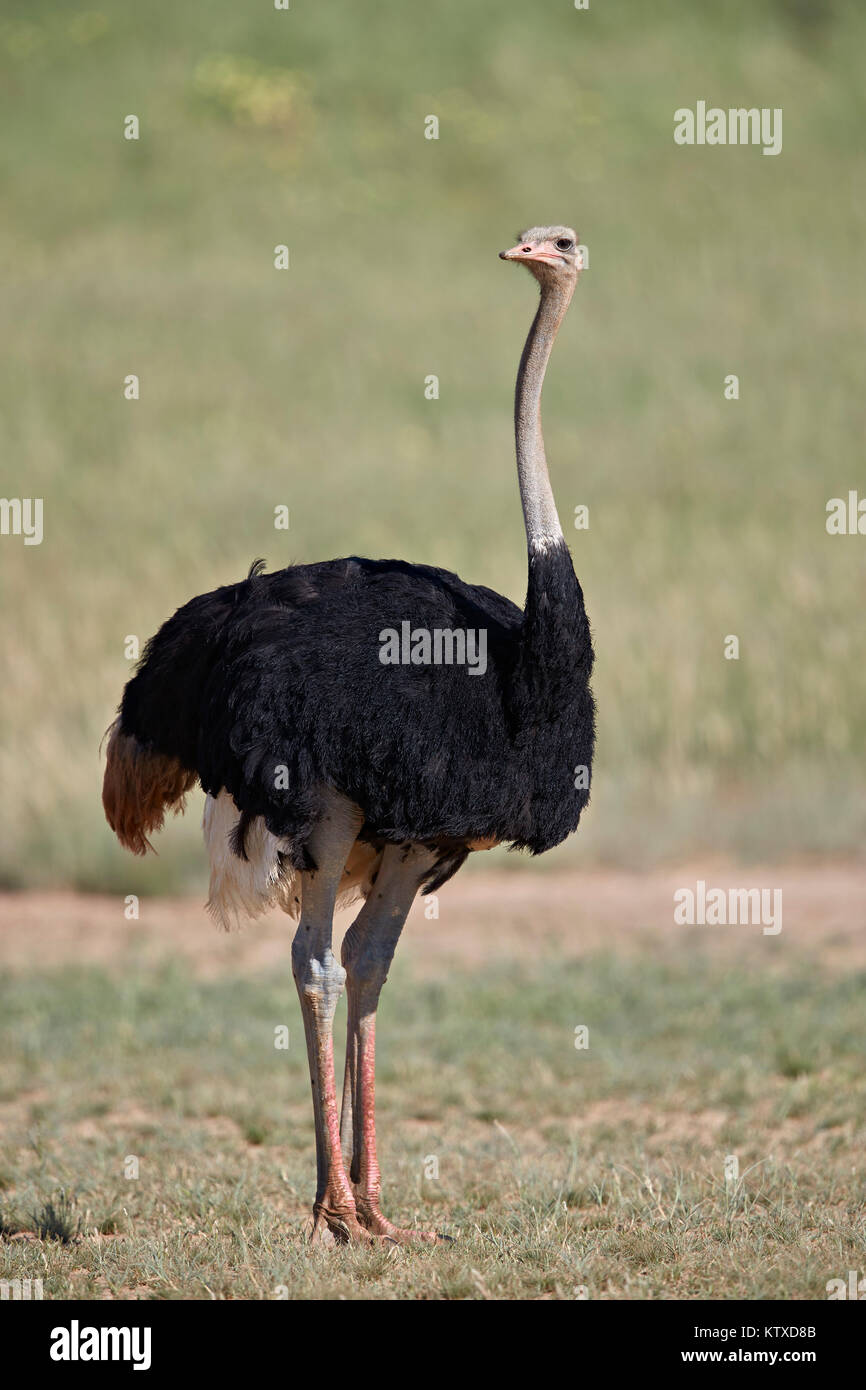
left=0, top=0, right=863, bottom=892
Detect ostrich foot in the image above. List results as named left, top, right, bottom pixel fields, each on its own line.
left=354, top=1198, right=451, bottom=1246
left=310, top=1199, right=398, bottom=1247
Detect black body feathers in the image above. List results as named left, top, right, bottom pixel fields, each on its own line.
left=116, top=543, right=595, bottom=870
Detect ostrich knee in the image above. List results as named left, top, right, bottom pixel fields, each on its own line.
left=341, top=929, right=393, bottom=1012
left=292, top=937, right=347, bottom=1024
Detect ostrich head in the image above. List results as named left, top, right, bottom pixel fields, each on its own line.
left=499, top=225, right=582, bottom=285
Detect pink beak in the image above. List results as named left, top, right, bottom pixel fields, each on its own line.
left=499, top=242, right=564, bottom=266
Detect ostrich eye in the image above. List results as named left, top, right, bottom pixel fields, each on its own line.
left=555, top=238, right=573, bottom=251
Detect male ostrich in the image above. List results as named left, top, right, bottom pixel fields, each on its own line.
left=103, top=226, right=595, bottom=1245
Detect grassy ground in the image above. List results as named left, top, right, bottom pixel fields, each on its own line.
left=0, top=1, right=864, bottom=889
left=1, top=869, right=864, bottom=1300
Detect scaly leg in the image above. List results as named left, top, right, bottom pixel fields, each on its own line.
left=340, top=843, right=447, bottom=1244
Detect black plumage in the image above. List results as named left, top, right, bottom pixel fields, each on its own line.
left=116, top=540, right=594, bottom=889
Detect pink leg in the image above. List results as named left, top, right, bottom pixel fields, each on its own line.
left=340, top=844, right=448, bottom=1245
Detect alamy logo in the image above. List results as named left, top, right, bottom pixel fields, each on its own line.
left=50, top=1320, right=152, bottom=1371
left=826, top=1271, right=866, bottom=1299
left=673, top=879, right=782, bottom=935
left=379, top=622, right=487, bottom=676
left=674, top=103, right=782, bottom=156
left=0, top=1278, right=43, bottom=1300
left=0, top=497, right=43, bottom=545
left=826, top=491, right=866, bottom=535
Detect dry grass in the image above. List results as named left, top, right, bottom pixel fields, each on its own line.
left=0, top=867, right=863, bottom=1299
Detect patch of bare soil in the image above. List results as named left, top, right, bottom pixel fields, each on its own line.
left=0, top=862, right=863, bottom=979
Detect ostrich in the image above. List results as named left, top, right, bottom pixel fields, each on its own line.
left=103, top=226, right=595, bottom=1245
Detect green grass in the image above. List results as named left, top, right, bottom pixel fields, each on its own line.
left=0, top=0, right=864, bottom=888
left=1, top=942, right=864, bottom=1298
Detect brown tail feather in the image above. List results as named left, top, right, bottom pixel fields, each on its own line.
left=102, top=719, right=197, bottom=855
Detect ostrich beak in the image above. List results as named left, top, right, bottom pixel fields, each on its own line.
left=499, top=242, right=564, bottom=266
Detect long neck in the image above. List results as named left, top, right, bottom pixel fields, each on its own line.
left=514, top=277, right=574, bottom=555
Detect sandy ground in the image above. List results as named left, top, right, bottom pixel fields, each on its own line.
left=0, top=862, right=863, bottom=977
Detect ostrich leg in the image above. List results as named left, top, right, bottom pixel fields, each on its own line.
left=291, top=796, right=371, bottom=1244
left=339, top=843, right=444, bottom=1245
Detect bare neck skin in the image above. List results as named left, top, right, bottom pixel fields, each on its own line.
left=514, top=277, right=574, bottom=555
